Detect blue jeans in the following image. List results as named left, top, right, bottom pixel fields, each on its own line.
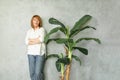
left=28, top=55, right=45, bottom=80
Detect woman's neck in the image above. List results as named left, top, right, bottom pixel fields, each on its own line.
left=33, top=26, right=39, bottom=30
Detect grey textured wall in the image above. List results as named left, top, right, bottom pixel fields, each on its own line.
left=0, top=0, right=120, bottom=80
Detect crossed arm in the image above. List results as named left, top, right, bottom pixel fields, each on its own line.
left=25, top=28, right=45, bottom=45
left=28, top=37, right=40, bottom=45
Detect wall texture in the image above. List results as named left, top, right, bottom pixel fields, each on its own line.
left=0, top=0, right=120, bottom=80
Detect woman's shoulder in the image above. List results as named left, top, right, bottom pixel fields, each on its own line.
left=39, top=27, right=45, bottom=31
left=27, top=28, right=33, bottom=33
left=39, top=27, right=45, bottom=29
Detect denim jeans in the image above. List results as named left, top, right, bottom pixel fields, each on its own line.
left=28, top=54, right=45, bottom=80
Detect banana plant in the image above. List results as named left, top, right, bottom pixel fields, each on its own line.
left=45, top=15, right=101, bottom=80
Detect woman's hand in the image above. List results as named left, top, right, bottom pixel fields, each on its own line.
left=28, top=36, right=40, bottom=45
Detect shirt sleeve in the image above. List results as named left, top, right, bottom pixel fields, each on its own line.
left=25, top=30, right=29, bottom=45
left=39, top=28, right=46, bottom=43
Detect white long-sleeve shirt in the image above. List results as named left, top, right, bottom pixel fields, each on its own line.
left=25, top=27, right=46, bottom=55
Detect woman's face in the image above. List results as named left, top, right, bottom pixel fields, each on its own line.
left=32, top=17, right=40, bottom=28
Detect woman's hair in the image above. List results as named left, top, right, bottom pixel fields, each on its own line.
left=31, top=15, right=42, bottom=28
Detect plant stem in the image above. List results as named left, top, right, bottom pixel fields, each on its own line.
left=65, top=63, right=71, bottom=80
left=68, top=51, right=72, bottom=60
left=61, top=63, right=64, bottom=77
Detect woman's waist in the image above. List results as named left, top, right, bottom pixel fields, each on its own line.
left=27, top=43, right=46, bottom=49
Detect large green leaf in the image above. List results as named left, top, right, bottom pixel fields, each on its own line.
left=79, top=26, right=96, bottom=31
left=45, top=54, right=59, bottom=60
left=56, top=60, right=61, bottom=72
left=55, top=57, right=70, bottom=72
left=57, top=57, right=70, bottom=65
left=49, top=18, right=66, bottom=28
left=47, top=38, right=67, bottom=44
left=48, top=27, right=61, bottom=35
left=47, top=38, right=75, bottom=50
left=73, top=47, right=88, bottom=55
left=76, top=38, right=101, bottom=44
left=44, top=27, right=61, bottom=44
left=55, top=38, right=69, bottom=44
left=72, top=55, right=81, bottom=65
left=47, top=38, right=73, bottom=45
left=49, top=18, right=67, bottom=34
left=70, top=15, right=92, bottom=37
left=70, top=26, right=96, bottom=37
left=46, top=53, right=65, bottom=72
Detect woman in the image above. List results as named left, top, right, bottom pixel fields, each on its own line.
left=25, top=15, right=46, bottom=80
